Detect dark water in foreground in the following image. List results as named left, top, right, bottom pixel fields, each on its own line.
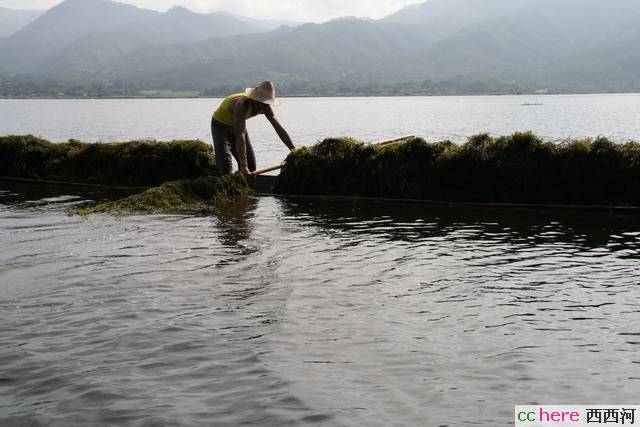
left=1, top=183, right=639, bottom=426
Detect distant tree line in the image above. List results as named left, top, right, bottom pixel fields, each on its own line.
left=0, top=75, right=600, bottom=98
left=203, top=77, right=537, bottom=97
left=0, top=77, right=143, bottom=98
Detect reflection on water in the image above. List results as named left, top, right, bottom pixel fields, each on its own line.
left=281, top=198, right=640, bottom=252
left=212, top=197, right=258, bottom=252
left=1, top=183, right=639, bottom=426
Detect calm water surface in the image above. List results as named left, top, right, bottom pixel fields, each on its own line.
left=1, top=183, right=639, bottom=426
left=1, top=94, right=640, bottom=168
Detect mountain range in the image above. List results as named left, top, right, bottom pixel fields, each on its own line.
left=1, top=0, right=639, bottom=96
left=0, top=7, right=42, bottom=37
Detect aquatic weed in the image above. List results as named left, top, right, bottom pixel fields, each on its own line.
left=74, top=174, right=250, bottom=215
left=274, top=133, right=640, bottom=206
left=0, top=135, right=216, bottom=187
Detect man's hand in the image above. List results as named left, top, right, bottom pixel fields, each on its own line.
left=239, top=166, right=256, bottom=189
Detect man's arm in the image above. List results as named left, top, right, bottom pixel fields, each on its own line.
left=265, top=107, right=295, bottom=151
left=233, top=100, right=250, bottom=176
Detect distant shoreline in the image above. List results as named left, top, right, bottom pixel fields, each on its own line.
left=2, top=91, right=640, bottom=100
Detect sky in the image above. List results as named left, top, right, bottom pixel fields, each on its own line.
left=0, top=0, right=425, bottom=22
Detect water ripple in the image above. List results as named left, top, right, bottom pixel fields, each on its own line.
left=1, top=183, right=640, bottom=426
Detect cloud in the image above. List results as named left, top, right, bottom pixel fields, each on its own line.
left=0, top=0, right=424, bottom=22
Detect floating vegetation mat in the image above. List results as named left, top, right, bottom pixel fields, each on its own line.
left=75, top=175, right=249, bottom=215
left=4, top=133, right=640, bottom=212
left=0, top=135, right=252, bottom=215
left=274, top=133, right=640, bottom=206
left=0, top=135, right=216, bottom=187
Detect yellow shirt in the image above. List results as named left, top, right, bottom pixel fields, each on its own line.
left=212, top=93, right=256, bottom=126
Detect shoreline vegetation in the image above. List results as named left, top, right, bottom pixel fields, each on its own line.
left=1, top=78, right=638, bottom=100
left=3, top=91, right=640, bottom=100
left=0, top=83, right=547, bottom=99
left=1, top=133, right=639, bottom=214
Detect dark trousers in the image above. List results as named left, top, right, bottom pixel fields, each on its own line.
left=211, top=118, right=256, bottom=176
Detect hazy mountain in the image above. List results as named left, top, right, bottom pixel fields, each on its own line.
left=136, top=19, right=430, bottom=90
left=382, top=0, right=531, bottom=39
left=543, top=35, right=640, bottom=91
left=128, top=0, right=640, bottom=92
left=359, top=0, right=640, bottom=88
left=0, top=7, right=43, bottom=37
left=219, top=12, right=303, bottom=31
left=2, top=0, right=640, bottom=95
left=100, top=30, right=285, bottom=79
left=0, top=0, right=157, bottom=72
left=41, top=6, right=264, bottom=73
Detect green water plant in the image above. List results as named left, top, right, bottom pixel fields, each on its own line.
left=4, top=132, right=640, bottom=209
left=0, top=135, right=216, bottom=187
left=274, top=133, right=640, bottom=206
left=0, top=135, right=255, bottom=215
left=75, top=174, right=250, bottom=215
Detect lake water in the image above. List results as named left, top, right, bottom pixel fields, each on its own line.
left=1, top=94, right=640, bottom=168
left=1, top=183, right=640, bottom=426
left=1, top=95, right=640, bottom=426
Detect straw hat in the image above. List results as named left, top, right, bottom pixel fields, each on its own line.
left=245, top=80, right=281, bottom=106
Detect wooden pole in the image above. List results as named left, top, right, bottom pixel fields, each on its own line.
left=376, top=135, right=415, bottom=146
left=250, top=163, right=284, bottom=176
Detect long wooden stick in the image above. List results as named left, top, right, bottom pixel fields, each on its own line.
left=250, top=163, right=284, bottom=176
left=376, top=135, right=415, bottom=146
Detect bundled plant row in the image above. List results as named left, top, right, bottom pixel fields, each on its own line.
left=3, top=133, right=640, bottom=211
left=0, top=135, right=251, bottom=215
left=75, top=175, right=249, bottom=215
left=0, top=135, right=216, bottom=187
left=274, top=133, right=640, bottom=206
